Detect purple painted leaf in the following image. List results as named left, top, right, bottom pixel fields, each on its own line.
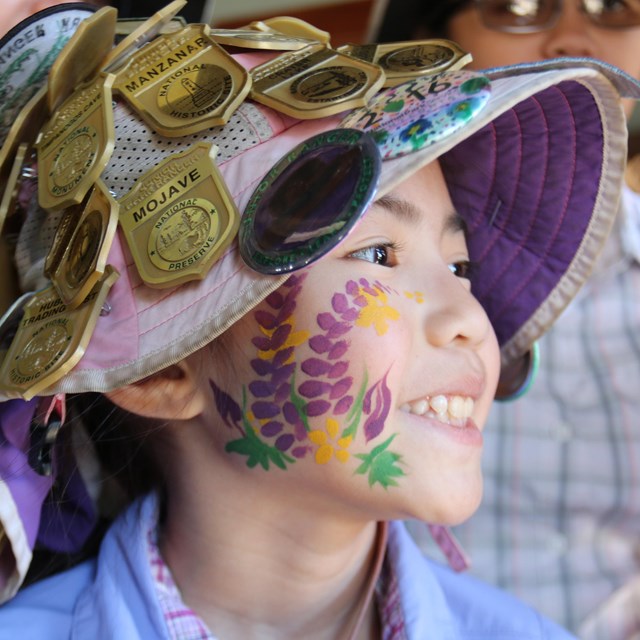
left=299, top=380, right=332, bottom=398
left=332, top=293, right=349, bottom=314
left=363, top=372, right=392, bottom=442
left=255, top=310, right=277, bottom=330
left=305, top=399, right=332, bottom=417
left=309, top=335, right=332, bottom=354
left=346, top=280, right=359, bottom=296
left=209, top=380, right=242, bottom=429
left=330, top=377, right=353, bottom=399
left=270, top=324, right=292, bottom=350
left=327, top=322, right=351, bottom=339
left=317, top=312, right=336, bottom=331
left=266, top=290, right=284, bottom=309
left=273, top=347, right=294, bottom=367
left=271, top=362, right=295, bottom=386
left=276, top=298, right=296, bottom=324
left=283, top=401, right=303, bottom=427
left=294, top=421, right=307, bottom=441
left=292, top=446, right=311, bottom=459
left=301, top=358, right=332, bottom=376
left=286, top=274, right=303, bottom=287
left=252, top=336, right=272, bottom=351
left=251, top=359, right=274, bottom=376
left=334, top=395, right=354, bottom=415
left=359, top=278, right=377, bottom=296
left=252, top=401, right=280, bottom=420
left=261, top=421, right=283, bottom=437
left=341, top=308, right=359, bottom=322
left=275, top=382, right=290, bottom=403
left=328, top=341, right=348, bottom=360
left=275, top=433, right=295, bottom=452
left=353, top=295, right=367, bottom=308
left=328, top=361, right=349, bottom=378
left=249, top=380, right=276, bottom=398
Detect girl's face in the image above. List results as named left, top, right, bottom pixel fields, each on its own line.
left=207, top=161, right=500, bottom=526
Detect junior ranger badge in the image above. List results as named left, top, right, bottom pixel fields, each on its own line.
left=119, top=143, right=240, bottom=288
left=338, top=40, right=472, bottom=87
left=113, top=24, right=251, bottom=137
left=250, top=44, right=385, bottom=119
left=36, top=73, right=116, bottom=211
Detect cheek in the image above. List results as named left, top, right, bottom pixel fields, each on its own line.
left=209, top=274, right=412, bottom=486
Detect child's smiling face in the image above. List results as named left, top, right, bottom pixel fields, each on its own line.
left=207, top=160, right=500, bottom=526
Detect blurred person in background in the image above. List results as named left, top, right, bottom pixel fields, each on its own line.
left=373, top=1, right=640, bottom=637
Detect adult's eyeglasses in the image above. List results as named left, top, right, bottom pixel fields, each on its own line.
left=477, top=0, right=640, bottom=32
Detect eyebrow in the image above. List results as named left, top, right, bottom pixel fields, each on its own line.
left=374, top=193, right=468, bottom=237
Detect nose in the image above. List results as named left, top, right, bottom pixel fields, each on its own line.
left=423, top=270, right=494, bottom=350
left=541, top=2, right=598, bottom=59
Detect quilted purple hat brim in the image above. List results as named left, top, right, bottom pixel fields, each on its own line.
left=444, top=80, right=606, bottom=356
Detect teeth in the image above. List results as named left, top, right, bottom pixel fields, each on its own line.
left=400, top=395, right=475, bottom=424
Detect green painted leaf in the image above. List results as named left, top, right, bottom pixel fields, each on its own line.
left=355, top=434, right=405, bottom=489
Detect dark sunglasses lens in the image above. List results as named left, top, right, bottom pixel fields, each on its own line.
left=239, top=129, right=381, bottom=274
left=586, top=0, right=640, bottom=27
left=481, top=0, right=557, bottom=31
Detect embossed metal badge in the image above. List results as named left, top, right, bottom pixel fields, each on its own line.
left=36, top=74, right=115, bottom=211
left=341, top=70, right=491, bottom=159
left=209, top=28, right=317, bottom=51
left=113, top=24, right=251, bottom=136
left=0, top=267, right=119, bottom=400
left=247, top=17, right=331, bottom=45
left=338, top=40, right=472, bottom=87
left=47, top=6, right=117, bottom=113
left=46, top=180, right=119, bottom=309
left=119, top=143, right=240, bottom=287
left=251, top=44, right=385, bottom=119
left=103, top=0, right=187, bottom=73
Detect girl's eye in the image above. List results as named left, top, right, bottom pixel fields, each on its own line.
left=449, top=260, right=473, bottom=279
left=349, top=244, right=396, bottom=267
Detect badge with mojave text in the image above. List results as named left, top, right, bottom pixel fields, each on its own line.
left=113, top=24, right=251, bottom=137
left=119, top=143, right=240, bottom=288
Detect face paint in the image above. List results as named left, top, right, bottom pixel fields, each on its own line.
left=404, top=291, right=425, bottom=304
left=210, top=274, right=406, bottom=488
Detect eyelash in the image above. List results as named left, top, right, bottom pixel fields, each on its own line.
left=350, top=243, right=475, bottom=281
left=349, top=243, right=399, bottom=267
left=449, top=260, right=475, bottom=280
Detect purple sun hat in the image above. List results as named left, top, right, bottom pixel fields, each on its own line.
left=0, top=0, right=637, bottom=601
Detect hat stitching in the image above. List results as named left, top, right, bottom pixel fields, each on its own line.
left=492, top=90, right=577, bottom=315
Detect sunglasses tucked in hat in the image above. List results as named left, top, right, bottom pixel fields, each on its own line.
left=0, top=0, right=638, bottom=603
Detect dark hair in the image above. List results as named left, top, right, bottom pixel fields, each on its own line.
left=375, top=0, right=471, bottom=42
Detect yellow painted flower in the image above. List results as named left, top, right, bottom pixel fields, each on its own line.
left=356, top=286, right=400, bottom=336
left=404, top=291, right=425, bottom=304
left=309, top=417, right=353, bottom=464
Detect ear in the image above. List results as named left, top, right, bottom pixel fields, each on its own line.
left=105, top=359, right=207, bottom=421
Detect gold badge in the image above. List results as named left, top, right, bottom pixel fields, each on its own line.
left=338, top=40, right=472, bottom=87
left=36, top=74, right=115, bottom=211
left=47, top=6, right=118, bottom=113
left=209, top=28, right=317, bottom=51
left=119, top=143, right=239, bottom=288
left=247, top=17, right=331, bottom=45
left=46, top=180, right=119, bottom=309
left=0, top=267, right=119, bottom=400
left=251, top=44, right=385, bottom=119
left=113, top=24, right=251, bottom=136
left=103, top=0, right=187, bottom=73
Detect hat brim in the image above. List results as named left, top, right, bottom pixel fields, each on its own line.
left=8, top=61, right=633, bottom=396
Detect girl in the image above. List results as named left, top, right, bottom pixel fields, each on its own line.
left=0, top=3, right=637, bottom=637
